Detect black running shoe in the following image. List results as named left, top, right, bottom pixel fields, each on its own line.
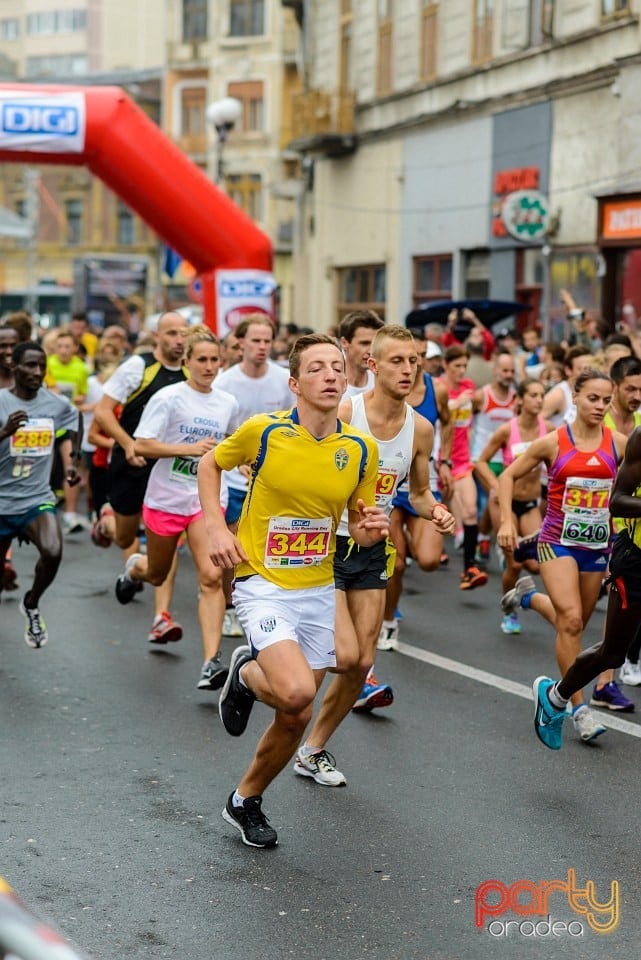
left=115, top=553, right=144, bottom=605
left=197, top=655, right=229, bottom=691
left=218, top=645, right=255, bottom=736
left=222, top=794, right=278, bottom=848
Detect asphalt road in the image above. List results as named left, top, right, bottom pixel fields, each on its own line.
left=2, top=530, right=641, bottom=960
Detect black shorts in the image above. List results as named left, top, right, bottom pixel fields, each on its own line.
left=608, top=531, right=641, bottom=608
left=333, top=535, right=393, bottom=592
left=108, top=448, right=153, bottom=517
left=512, top=498, right=539, bottom=519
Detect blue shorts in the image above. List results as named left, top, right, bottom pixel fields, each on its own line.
left=0, top=502, right=57, bottom=542
left=392, top=487, right=441, bottom=519
left=225, top=486, right=247, bottom=525
left=537, top=540, right=609, bottom=574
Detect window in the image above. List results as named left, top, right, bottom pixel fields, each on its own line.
left=229, top=0, right=265, bottom=37
left=26, top=9, right=86, bottom=34
left=0, top=18, right=19, bottom=40
left=339, top=1, right=353, bottom=94
left=377, top=0, right=394, bottom=95
left=420, top=3, right=438, bottom=81
left=226, top=173, right=263, bottom=221
left=227, top=81, right=264, bottom=132
left=65, top=199, right=83, bottom=246
left=472, top=0, right=494, bottom=64
left=25, top=54, right=87, bottom=77
left=182, top=0, right=208, bottom=41
left=501, top=0, right=530, bottom=50
left=336, top=264, right=386, bottom=323
left=602, top=0, right=630, bottom=15
left=181, top=86, right=206, bottom=135
left=117, top=203, right=134, bottom=246
left=412, top=255, right=453, bottom=307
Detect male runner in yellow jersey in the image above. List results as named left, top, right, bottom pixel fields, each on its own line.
left=198, top=333, right=389, bottom=848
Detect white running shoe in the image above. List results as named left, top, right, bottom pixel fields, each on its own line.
left=223, top=608, right=245, bottom=638
left=293, top=749, right=346, bottom=787
left=572, top=706, right=606, bottom=743
left=377, top=620, right=399, bottom=651
left=500, top=575, right=536, bottom=614
left=619, top=659, right=641, bottom=686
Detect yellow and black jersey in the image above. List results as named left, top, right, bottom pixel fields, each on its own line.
left=214, top=407, right=379, bottom=588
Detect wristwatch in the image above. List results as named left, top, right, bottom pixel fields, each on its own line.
left=439, top=459, right=453, bottom=469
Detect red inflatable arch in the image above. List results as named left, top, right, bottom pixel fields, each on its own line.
left=0, top=84, right=273, bottom=332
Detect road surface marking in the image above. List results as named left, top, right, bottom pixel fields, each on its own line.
left=396, top=640, right=641, bottom=739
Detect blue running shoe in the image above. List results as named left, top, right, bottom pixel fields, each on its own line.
left=590, top=681, right=634, bottom=712
left=532, top=676, right=565, bottom=750
left=501, top=612, right=521, bottom=635
left=352, top=670, right=394, bottom=712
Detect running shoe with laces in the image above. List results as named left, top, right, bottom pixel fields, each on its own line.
left=500, top=574, right=536, bottom=613
left=352, top=670, right=394, bottom=711
left=197, top=655, right=228, bottom=690
left=590, top=681, right=634, bottom=712
left=532, top=676, right=565, bottom=750
left=572, top=705, right=606, bottom=742
left=500, top=612, right=521, bottom=635
left=148, top=611, right=183, bottom=644
left=219, top=645, right=255, bottom=736
left=513, top=530, right=540, bottom=563
left=459, top=566, right=488, bottom=590
left=115, top=552, right=144, bottom=605
left=223, top=608, right=245, bottom=637
left=222, top=794, right=278, bottom=848
left=293, top=749, right=346, bottom=787
left=19, top=597, right=48, bottom=648
left=620, top=659, right=641, bottom=686
left=377, top=620, right=399, bottom=651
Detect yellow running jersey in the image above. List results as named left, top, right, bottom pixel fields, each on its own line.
left=213, top=407, right=379, bottom=588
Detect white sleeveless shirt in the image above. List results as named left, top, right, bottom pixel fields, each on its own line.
left=337, top=392, right=415, bottom=537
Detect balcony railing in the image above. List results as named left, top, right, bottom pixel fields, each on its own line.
left=290, top=89, right=355, bottom=142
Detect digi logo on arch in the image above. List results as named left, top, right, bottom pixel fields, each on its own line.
left=1, top=102, right=79, bottom=136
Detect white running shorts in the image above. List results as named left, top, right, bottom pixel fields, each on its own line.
left=232, top=576, right=336, bottom=669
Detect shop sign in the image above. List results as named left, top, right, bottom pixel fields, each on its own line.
left=501, top=189, right=550, bottom=242
left=601, top=200, right=641, bottom=240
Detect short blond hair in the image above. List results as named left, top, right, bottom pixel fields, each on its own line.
left=370, top=323, right=414, bottom=360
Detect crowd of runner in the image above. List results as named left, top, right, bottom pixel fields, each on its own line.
left=2, top=298, right=641, bottom=847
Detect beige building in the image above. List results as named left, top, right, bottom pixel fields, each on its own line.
left=0, top=0, right=166, bottom=324
left=289, top=1, right=641, bottom=334
left=164, top=0, right=302, bottom=325
left=0, top=0, right=165, bottom=78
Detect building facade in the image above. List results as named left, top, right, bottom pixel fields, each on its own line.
left=289, top=0, right=641, bottom=336
left=164, top=0, right=302, bottom=324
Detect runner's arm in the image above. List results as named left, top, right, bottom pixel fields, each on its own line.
left=611, top=428, right=641, bottom=519
left=197, top=448, right=248, bottom=567
left=497, top=433, right=556, bottom=549
left=407, top=416, right=456, bottom=534
left=474, top=425, right=508, bottom=495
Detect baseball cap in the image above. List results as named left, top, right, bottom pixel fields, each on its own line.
left=425, top=341, right=443, bottom=359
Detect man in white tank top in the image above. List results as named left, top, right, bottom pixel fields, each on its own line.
left=339, top=309, right=384, bottom=398
left=542, top=346, right=593, bottom=427
left=292, top=325, right=455, bottom=788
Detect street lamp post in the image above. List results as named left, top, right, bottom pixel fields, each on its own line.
left=205, top=97, right=242, bottom=186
